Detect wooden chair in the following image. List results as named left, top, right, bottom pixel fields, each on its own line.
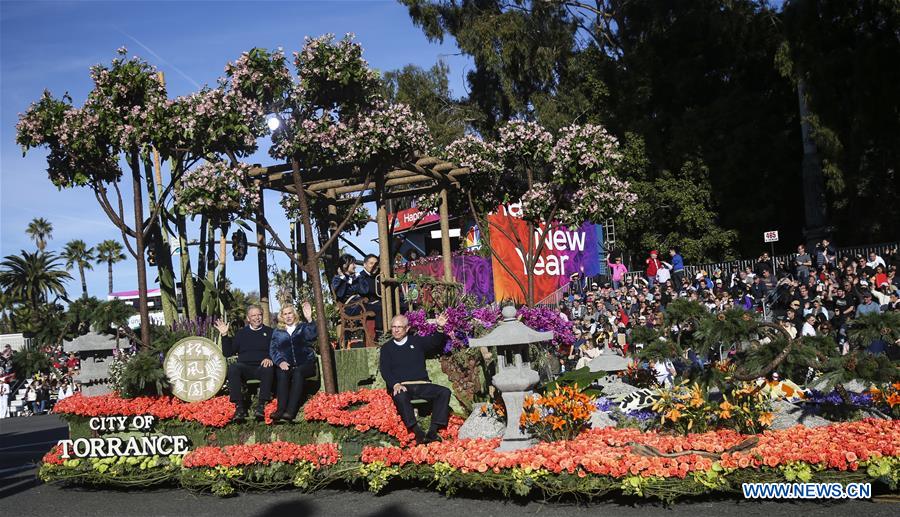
left=337, top=297, right=375, bottom=349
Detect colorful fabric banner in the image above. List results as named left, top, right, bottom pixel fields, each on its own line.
left=488, top=204, right=603, bottom=303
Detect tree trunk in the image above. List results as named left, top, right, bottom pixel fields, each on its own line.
left=177, top=214, right=198, bottom=321
left=107, top=260, right=113, bottom=294
left=291, top=157, right=337, bottom=394
left=197, top=214, right=208, bottom=281
left=255, top=186, right=271, bottom=325
left=78, top=263, right=87, bottom=298
left=218, top=223, right=228, bottom=320
left=143, top=154, right=178, bottom=326
left=129, top=151, right=151, bottom=348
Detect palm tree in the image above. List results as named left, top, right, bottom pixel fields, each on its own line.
left=25, top=217, right=53, bottom=251
left=0, top=250, right=71, bottom=311
left=95, top=240, right=126, bottom=295
left=62, top=239, right=95, bottom=298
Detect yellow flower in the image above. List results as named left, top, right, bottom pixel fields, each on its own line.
left=718, top=400, right=735, bottom=419
left=758, top=412, right=774, bottom=427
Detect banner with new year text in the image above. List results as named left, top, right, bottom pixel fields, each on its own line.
left=488, top=204, right=603, bottom=304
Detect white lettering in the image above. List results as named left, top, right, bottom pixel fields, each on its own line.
left=106, top=437, right=124, bottom=457
left=73, top=438, right=90, bottom=457
left=172, top=436, right=190, bottom=455
left=131, top=415, right=146, bottom=430
left=59, top=439, right=72, bottom=459
left=566, top=231, right=585, bottom=251
left=89, top=418, right=102, bottom=431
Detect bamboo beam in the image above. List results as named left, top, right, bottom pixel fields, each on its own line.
left=439, top=188, right=453, bottom=282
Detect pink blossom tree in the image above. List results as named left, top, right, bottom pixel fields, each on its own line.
left=443, top=120, right=638, bottom=305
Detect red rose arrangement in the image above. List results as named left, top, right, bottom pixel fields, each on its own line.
left=183, top=442, right=340, bottom=469
left=53, top=393, right=235, bottom=427
left=361, top=419, right=900, bottom=479
left=303, top=388, right=463, bottom=446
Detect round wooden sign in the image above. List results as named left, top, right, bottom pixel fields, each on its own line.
left=164, top=336, right=227, bottom=402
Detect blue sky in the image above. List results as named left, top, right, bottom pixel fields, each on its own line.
left=1, top=0, right=470, bottom=302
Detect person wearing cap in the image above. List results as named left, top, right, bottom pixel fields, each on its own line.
left=645, top=250, right=662, bottom=289
left=856, top=292, right=881, bottom=316
left=777, top=316, right=798, bottom=340
left=607, top=255, right=628, bottom=290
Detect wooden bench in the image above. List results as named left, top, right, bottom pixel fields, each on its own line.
left=337, top=298, right=375, bottom=349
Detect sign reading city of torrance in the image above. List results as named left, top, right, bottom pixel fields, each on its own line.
left=164, top=336, right=227, bottom=402
left=57, top=415, right=191, bottom=458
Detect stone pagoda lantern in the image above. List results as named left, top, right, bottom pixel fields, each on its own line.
left=468, top=305, right=554, bottom=451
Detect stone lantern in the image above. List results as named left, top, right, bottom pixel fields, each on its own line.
left=468, top=305, right=554, bottom=451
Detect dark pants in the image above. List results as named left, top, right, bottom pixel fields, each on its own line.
left=390, top=383, right=451, bottom=430
left=227, top=361, right=274, bottom=411
left=672, top=270, right=684, bottom=292
left=275, top=361, right=316, bottom=418
left=366, top=302, right=383, bottom=332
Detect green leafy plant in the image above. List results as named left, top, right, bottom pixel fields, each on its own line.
left=117, top=350, right=169, bottom=398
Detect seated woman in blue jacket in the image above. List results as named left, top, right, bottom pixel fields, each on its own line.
left=269, top=302, right=317, bottom=423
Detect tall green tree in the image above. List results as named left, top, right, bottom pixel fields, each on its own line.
left=95, top=239, right=126, bottom=295
left=779, top=0, right=900, bottom=243
left=402, top=0, right=807, bottom=259
left=62, top=239, right=95, bottom=298
left=0, top=250, right=71, bottom=312
left=25, top=217, right=53, bottom=251
left=383, top=61, right=473, bottom=149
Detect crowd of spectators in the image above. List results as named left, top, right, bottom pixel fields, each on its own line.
left=0, top=342, right=81, bottom=417
left=558, top=243, right=899, bottom=379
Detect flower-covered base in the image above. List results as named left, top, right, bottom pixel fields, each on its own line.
left=41, top=390, right=900, bottom=501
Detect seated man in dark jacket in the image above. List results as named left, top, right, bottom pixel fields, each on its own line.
left=216, top=305, right=274, bottom=423
left=269, top=302, right=317, bottom=423
left=379, top=312, right=451, bottom=444
left=356, top=254, right=382, bottom=331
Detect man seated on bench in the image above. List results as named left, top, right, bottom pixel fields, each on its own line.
left=379, top=313, right=451, bottom=445
left=215, top=305, right=274, bottom=423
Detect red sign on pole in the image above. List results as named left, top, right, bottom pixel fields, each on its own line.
left=763, top=230, right=779, bottom=243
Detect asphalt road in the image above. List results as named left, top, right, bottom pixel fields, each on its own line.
left=1, top=415, right=897, bottom=517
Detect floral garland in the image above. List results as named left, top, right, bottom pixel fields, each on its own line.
left=183, top=442, right=340, bottom=469
left=303, top=388, right=463, bottom=446
left=53, top=393, right=235, bottom=428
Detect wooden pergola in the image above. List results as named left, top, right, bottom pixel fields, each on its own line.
left=247, top=156, right=469, bottom=332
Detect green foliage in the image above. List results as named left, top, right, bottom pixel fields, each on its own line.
left=662, top=298, right=708, bottom=329
left=542, top=366, right=606, bottom=396
left=848, top=311, right=900, bottom=349
left=739, top=335, right=836, bottom=384
left=117, top=350, right=169, bottom=398
left=815, top=352, right=900, bottom=392
left=12, top=348, right=52, bottom=377
left=694, top=309, right=758, bottom=350
left=382, top=61, right=472, bottom=149
left=780, top=0, right=900, bottom=241
left=0, top=250, right=71, bottom=311
left=90, top=299, right=135, bottom=335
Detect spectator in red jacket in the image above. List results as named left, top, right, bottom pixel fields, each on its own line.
left=645, top=250, right=662, bottom=289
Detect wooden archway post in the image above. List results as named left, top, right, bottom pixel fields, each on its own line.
left=439, top=187, right=453, bottom=282
left=376, top=170, right=395, bottom=332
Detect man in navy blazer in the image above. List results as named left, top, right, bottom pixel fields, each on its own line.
left=379, top=312, right=451, bottom=444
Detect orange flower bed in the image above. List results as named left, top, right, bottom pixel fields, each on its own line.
left=183, top=442, right=340, bottom=468
left=303, top=388, right=464, bottom=446
left=362, top=419, right=900, bottom=478
left=53, top=393, right=235, bottom=427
